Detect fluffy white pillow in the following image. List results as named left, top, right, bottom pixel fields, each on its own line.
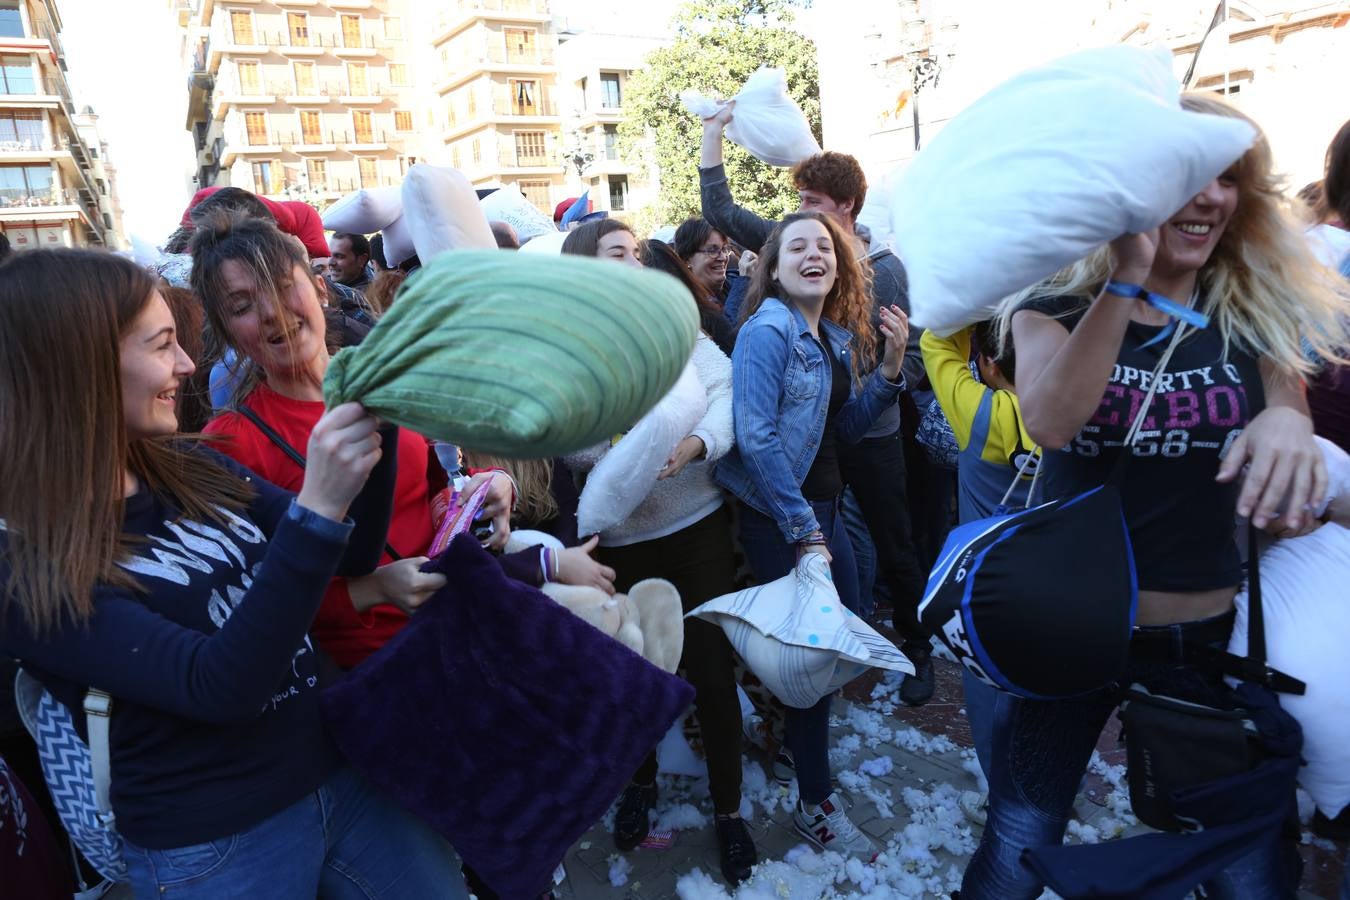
left=321, top=185, right=402, bottom=234
left=575, top=360, right=707, bottom=538
left=1229, top=440, right=1350, bottom=817
left=402, top=165, right=496, bottom=264
left=480, top=185, right=557, bottom=243
left=688, top=554, right=913, bottom=708
left=681, top=67, right=821, bottom=168
left=379, top=215, right=414, bottom=267
left=518, top=231, right=568, bottom=255
left=889, top=45, right=1256, bottom=336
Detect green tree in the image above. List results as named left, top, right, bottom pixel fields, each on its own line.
left=620, top=0, right=820, bottom=228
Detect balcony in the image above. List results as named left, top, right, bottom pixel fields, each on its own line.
left=0, top=188, right=91, bottom=225
left=284, top=129, right=340, bottom=152
left=340, top=84, right=392, bottom=104
left=492, top=96, right=558, bottom=117
left=0, top=135, right=63, bottom=160
left=328, top=0, right=373, bottom=7
left=432, top=0, right=551, bottom=45
left=336, top=129, right=389, bottom=151
left=1, top=75, right=68, bottom=107
left=213, top=84, right=278, bottom=117
left=497, top=149, right=562, bottom=172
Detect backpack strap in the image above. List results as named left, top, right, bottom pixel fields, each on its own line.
left=83, top=689, right=115, bottom=828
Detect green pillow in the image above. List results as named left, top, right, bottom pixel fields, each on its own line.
left=323, top=249, right=700, bottom=457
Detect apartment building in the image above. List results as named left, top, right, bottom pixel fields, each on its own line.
left=180, top=0, right=420, bottom=206
left=1, top=0, right=114, bottom=250
left=433, top=0, right=565, bottom=214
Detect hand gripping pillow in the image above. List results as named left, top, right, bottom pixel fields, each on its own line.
left=480, top=184, right=557, bottom=243
left=682, top=67, right=821, bottom=168
left=402, top=164, right=496, bottom=263
left=889, top=44, right=1256, bottom=335
left=321, top=536, right=694, bottom=900
left=687, top=554, right=913, bottom=708
left=1229, top=439, right=1350, bottom=817
left=322, top=250, right=700, bottom=457
left=574, top=359, right=707, bottom=537
left=320, top=185, right=402, bottom=234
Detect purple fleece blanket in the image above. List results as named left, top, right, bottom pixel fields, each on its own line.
left=321, top=535, right=695, bottom=900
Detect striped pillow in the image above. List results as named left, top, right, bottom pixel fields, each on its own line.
left=323, top=249, right=699, bottom=457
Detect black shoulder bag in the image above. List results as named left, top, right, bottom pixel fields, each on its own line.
left=236, top=405, right=402, bottom=561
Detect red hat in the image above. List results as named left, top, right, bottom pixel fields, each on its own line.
left=180, top=187, right=328, bottom=258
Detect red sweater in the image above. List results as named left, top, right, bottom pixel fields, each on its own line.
left=204, top=382, right=435, bottom=667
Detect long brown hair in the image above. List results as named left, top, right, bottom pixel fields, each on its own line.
left=640, top=238, right=723, bottom=320
left=0, top=249, right=252, bottom=635
left=741, top=211, right=877, bottom=380
left=560, top=218, right=631, bottom=257
left=460, top=452, right=558, bottom=526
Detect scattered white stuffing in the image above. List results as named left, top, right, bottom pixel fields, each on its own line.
left=1065, top=819, right=1102, bottom=845
left=960, top=750, right=989, bottom=794
left=893, top=726, right=957, bottom=755
left=860, top=756, right=895, bottom=777
left=607, top=854, right=633, bottom=887
left=829, top=732, right=863, bottom=768
left=675, top=867, right=732, bottom=900
left=655, top=802, right=711, bottom=832
left=845, top=705, right=894, bottom=748
left=838, top=768, right=868, bottom=793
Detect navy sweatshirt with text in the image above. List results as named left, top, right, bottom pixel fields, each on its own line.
left=0, top=446, right=394, bottom=849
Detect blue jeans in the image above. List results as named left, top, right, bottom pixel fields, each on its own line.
left=736, top=497, right=858, bottom=806
left=962, top=612, right=1290, bottom=900
left=839, top=489, right=876, bottom=620
left=961, top=668, right=996, bottom=782
left=122, top=766, right=469, bottom=899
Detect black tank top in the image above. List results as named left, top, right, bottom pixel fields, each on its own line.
left=801, top=335, right=850, bottom=502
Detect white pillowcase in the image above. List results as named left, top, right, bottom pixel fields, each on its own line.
left=321, top=185, right=402, bottom=235
left=575, top=360, right=706, bottom=538
left=402, top=165, right=496, bottom=264
left=518, top=230, right=569, bottom=255
left=889, top=44, right=1256, bottom=336
left=682, top=67, right=821, bottom=168
left=1229, top=439, right=1350, bottom=817
left=688, top=554, right=913, bottom=709
left=480, top=185, right=557, bottom=243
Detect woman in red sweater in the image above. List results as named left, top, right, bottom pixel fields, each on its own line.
left=195, top=211, right=513, bottom=668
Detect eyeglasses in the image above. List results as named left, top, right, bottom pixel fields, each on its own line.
left=697, top=246, right=731, bottom=257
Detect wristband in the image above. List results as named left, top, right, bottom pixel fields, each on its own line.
left=1103, top=280, right=1210, bottom=329
left=541, top=547, right=556, bottom=583
left=798, top=530, right=828, bottom=547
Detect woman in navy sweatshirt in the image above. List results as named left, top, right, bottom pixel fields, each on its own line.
left=0, top=249, right=469, bottom=898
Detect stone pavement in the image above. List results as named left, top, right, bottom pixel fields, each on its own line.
left=548, top=657, right=1346, bottom=900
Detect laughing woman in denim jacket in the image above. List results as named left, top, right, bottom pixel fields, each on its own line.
left=714, top=211, right=908, bottom=860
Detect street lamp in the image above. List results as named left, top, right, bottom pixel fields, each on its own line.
left=561, top=132, right=594, bottom=182
left=867, top=4, right=959, bottom=151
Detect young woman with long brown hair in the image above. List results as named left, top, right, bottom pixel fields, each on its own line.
left=0, top=248, right=470, bottom=898
left=714, top=211, right=908, bottom=860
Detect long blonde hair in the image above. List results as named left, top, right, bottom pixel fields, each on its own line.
left=461, top=452, right=559, bottom=527
left=999, top=93, right=1349, bottom=375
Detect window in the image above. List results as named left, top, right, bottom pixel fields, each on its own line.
left=236, top=60, right=262, bottom=95
left=388, top=63, right=408, bottom=86
left=98, top=178, right=107, bottom=196
left=347, top=63, right=367, bottom=95
left=383, top=16, right=403, bottom=40
left=394, top=110, right=413, bottom=132
left=608, top=174, right=628, bottom=211
left=513, top=130, right=546, bottom=166
left=600, top=72, right=621, bottom=109
left=466, top=89, right=477, bottom=119
left=518, top=179, right=550, bottom=212
left=340, top=14, right=362, bottom=49
left=244, top=111, right=268, bottom=145
left=293, top=61, right=316, bottom=95
left=504, top=28, right=536, bottom=63
left=358, top=157, right=377, bottom=188
left=0, top=54, right=35, bottom=94
left=510, top=79, right=538, bottom=115
left=299, top=110, right=322, bottom=144
left=229, top=10, right=254, bottom=44
left=397, top=155, right=416, bottom=175
left=579, top=75, right=588, bottom=110
left=0, top=164, right=54, bottom=203
left=306, top=158, right=327, bottom=190
left=103, top=212, right=112, bottom=229
left=603, top=124, right=618, bottom=161
left=250, top=159, right=282, bottom=195
left=0, top=111, right=43, bottom=148
left=450, top=145, right=461, bottom=169
left=471, top=137, right=481, bottom=164
left=0, top=1, right=23, bottom=39
left=351, top=109, right=373, bottom=143
left=287, top=12, right=309, bottom=46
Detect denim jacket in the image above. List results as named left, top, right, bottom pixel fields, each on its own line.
left=714, top=298, right=905, bottom=543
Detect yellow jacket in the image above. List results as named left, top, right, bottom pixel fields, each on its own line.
left=920, top=327, right=1037, bottom=468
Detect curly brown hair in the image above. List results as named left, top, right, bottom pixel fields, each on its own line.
left=791, top=152, right=867, bottom=223
left=740, top=212, right=876, bottom=381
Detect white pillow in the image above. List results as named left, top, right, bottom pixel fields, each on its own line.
left=402, top=165, right=496, bottom=264
left=321, top=185, right=402, bottom=234
left=379, top=215, right=415, bottom=268
left=681, top=67, right=821, bottom=168
left=889, top=45, right=1256, bottom=336
left=480, top=185, right=557, bottom=243
left=518, top=230, right=569, bottom=255
left=688, top=554, right=914, bottom=709
left=575, top=360, right=707, bottom=538
left=1229, top=439, right=1350, bottom=817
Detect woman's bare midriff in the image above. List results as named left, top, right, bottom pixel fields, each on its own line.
left=1136, top=587, right=1238, bottom=626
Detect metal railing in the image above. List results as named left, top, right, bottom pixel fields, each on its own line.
left=0, top=74, right=68, bottom=98
left=0, top=187, right=79, bottom=208
left=220, top=29, right=385, bottom=51
left=498, top=149, right=556, bottom=168
left=0, top=135, right=56, bottom=152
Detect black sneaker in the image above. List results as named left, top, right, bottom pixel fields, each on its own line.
left=613, top=781, right=657, bottom=851
left=900, top=641, right=936, bottom=707
left=715, top=815, right=757, bottom=885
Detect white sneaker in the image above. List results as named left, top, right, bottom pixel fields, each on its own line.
left=792, top=791, right=877, bottom=859
left=772, top=747, right=795, bottom=787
